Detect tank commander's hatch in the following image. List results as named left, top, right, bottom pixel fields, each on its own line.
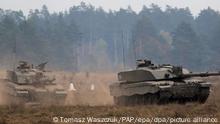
left=136, top=59, right=154, bottom=68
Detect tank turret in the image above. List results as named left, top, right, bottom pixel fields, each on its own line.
left=118, top=60, right=220, bottom=83
left=109, top=59, right=220, bottom=105
left=7, top=61, right=55, bottom=85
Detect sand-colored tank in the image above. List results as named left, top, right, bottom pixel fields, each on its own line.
left=109, top=59, right=220, bottom=105
left=1, top=61, right=67, bottom=105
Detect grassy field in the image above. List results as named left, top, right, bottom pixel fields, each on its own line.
left=0, top=72, right=220, bottom=124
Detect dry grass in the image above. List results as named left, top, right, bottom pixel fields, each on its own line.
left=0, top=71, right=220, bottom=124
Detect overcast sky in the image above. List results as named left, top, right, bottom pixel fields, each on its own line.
left=0, top=0, right=220, bottom=16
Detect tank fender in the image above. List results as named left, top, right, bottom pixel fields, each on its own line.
left=158, top=85, right=172, bottom=91
left=16, top=90, right=29, bottom=97
left=200, top=82, right=211, bottom=87
left=55, top=90, right=67, bottom=95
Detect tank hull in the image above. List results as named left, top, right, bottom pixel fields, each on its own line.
left=109, top=80, right=210, bottom=105
left=1, top=80, right=67, bottom=105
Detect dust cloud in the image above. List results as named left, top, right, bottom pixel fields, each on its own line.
left=0, top=86, right=9, bottom=105
left=0, top=83, right=4, bottom=105
left=53, top=72, right=116, bottom=106
left=0, top=70, right=7, bottom=105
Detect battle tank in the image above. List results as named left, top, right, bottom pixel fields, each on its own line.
left=1, top=61, right=67, bottom=105
left=109, top=59, right=220, bottom=105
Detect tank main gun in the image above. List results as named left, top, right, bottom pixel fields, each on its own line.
left=178, top=71, right=220, bottom=78
left=35, top=61, right=48, bottom=71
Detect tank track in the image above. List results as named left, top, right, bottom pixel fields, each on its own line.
left=113, top=88, right=210, bottom=105
left=197, top=87, right=210, bottom=103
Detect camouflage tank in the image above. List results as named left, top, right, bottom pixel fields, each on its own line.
left=109, top=59, right=220, bottom=105
left=1, top=61, right=67, bottom=105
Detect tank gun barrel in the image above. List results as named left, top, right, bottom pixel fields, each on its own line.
left=181, top=72, right=220, bottom=78
left=119, top=71, right=220, bottom=84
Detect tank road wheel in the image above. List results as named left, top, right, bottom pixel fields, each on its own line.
left=133, top=94, right=146, bottom=105
left=197, top=88, right=210, bottom=104
left=127, top=95, right=136, bottom=106
left=123, top=96, right=130, bottom=106
left=114, top=95, right=144, bottom=106
left=149, top=94, right=159, bottom=104
left=141, top=94, right=147, bottom=105
left=127, top=94, right=160, bottom=105
left=143, top=94, right=149, bottom=104
left=114, top=94, right=160, bottom=105
left=126, top=95, right=139, bottom=106
left=177, top=98, right=187, bottom=104
left=114, top=96, right=127, bottom=106
left=113, top=97, right=118, bottom=105
left=113, top=96, right=120, bottom=105
left=143, top=94, right=157, bottom=104
left=133, top=94, right=141, bottom=105
left=158, top=91, right=171, bottom=104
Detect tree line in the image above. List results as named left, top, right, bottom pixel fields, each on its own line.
left=0, top=2, right=220, bottom=71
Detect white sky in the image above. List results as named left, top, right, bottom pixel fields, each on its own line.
left=0, top=0, right=220, bottom=16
